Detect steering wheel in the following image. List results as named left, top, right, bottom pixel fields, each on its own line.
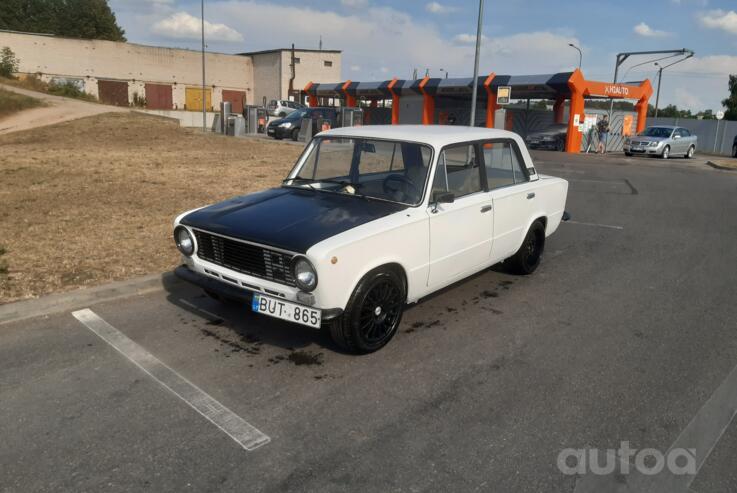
left=382, top=174, right=420, bottom=201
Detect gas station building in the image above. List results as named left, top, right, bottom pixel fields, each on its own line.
left=304, top=69, right=653, bottom=153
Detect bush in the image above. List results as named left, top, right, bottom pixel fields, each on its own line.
left=0, top=47, right=19, bottom=78
left=47, top=80, right=96, bottom=101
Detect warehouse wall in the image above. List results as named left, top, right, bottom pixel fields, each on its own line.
left=0, top=30, right=252, bottom=110
left=251, top=51, right=281, bottom=107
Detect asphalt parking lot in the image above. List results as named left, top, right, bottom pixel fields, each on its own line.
left=2, top=150, right=737, bottom=492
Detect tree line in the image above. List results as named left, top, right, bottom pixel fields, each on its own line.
left=0, top=0, right=125, bottom=42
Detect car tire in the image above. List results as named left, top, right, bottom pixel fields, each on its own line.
left=625, top=151, right=633, bottom=157
left=661, top=145, right=670, bottom=159
left=329, top=267, right=405, bottom=354
left=685, top=145, right=695, bottom=159
left=291, top=128, right=299, bottom=141
left=732, top=145, right=736, bottom=158
left=507, top=220, right=546, bottom=275
left=556, top=139, right=565, bottom=152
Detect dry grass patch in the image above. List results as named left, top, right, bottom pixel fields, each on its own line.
left=0, top=112, right=302, bottom=303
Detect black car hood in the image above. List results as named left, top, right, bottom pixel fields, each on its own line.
left=180, top=187, right=407, bottom=253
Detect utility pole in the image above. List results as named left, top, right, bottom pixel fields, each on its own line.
left=201, top=0, right=206, bottom=132
left=608, top=49, right=694, bottom=119
left=654, top=64, right=663, bottom=118
left=469, top=0, right=484, bottom=127
left=653, top=54, right=693, bottom=118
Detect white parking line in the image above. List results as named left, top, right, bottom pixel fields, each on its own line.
left=72, top=308, right=270, bottom=451
left=565, top=220, right=624, bottom=230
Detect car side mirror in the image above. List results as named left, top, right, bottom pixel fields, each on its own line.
left=431, top=191, right=454, bottom=213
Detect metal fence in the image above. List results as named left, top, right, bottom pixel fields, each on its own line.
left=649, top=117, right=737, bottom=156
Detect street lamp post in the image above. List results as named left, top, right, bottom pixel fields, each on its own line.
left=201, top=0, right=206, bottom=132
left=469, top=0, right=484, bottom=127
left=653, top=54, right=693, bottom=118
left=568, top=43, right=582, bottom=69
left=654, top=63, right=663, bottom=118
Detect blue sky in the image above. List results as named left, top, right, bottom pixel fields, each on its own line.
left=109, top=0, right=737, bottom=111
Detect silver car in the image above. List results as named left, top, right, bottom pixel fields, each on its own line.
left=267, top=99, right=305, bottom=117
left=624, top=125, right=697, bottom=159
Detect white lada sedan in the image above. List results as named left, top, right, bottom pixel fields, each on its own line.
left=173, top=125, right=569, bottom=353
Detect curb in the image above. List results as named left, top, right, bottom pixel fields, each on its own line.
left=0, top=273, right=173, bottom=326
left=706, top=160, right=737, bottom=171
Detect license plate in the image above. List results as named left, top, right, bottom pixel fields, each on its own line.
left=251, top=293, right=321, bottom=328
left=267, top=128, right=274, bottom=134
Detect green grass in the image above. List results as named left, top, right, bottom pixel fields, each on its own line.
left=0, top=88, right=45, bottom=118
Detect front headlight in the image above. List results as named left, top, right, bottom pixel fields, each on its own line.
left=649, top=141, right=658, bottom=147
left=174, top=226, right=194, bottom=256
left=279, top=122, right=293, bottom=128
left=292, top=256, right=317, bottom=292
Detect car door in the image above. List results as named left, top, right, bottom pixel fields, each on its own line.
left=427, top=143, right=494, bottom=287
left=483, top=140, right=538, bottom=262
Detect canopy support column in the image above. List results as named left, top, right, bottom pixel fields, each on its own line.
left=566, top=70, right=586, bottom=153
left=483, top=73, right=498, bottom=128
left=418, top=76, right=435, bottom=125
left=342, top=80, right=356, bottom=108
left=388, top=78, right=400, bottom=124
left=553, top=96, right=566, bottom=124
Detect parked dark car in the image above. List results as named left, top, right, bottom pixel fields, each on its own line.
left=733, top=134, right=737, bottom=158
left=525, top=123, right=568, bottom=151
left=266, top=107, right=338, bottom=141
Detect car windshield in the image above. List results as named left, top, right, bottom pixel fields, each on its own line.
left=285, top=137, right=433, bottom=205
left=641, top=127, right=673, bottom=138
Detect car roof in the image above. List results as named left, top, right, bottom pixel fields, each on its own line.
left=648, top=125, right=678, bottom=129
left=319, top=125, right=522, bottom=148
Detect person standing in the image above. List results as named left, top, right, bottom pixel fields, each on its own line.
left=596, top=115, right=610, bottom=154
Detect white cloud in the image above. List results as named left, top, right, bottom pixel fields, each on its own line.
left=453, top=33, right=488, bottom=44
left=425, top=2, right=456, bottom=14
left=633, top=22, right=671, bottom=37
left=340, top=0, right=369, bottom=7
left=698, top=10, right=737, bottom=35
left=152, top=12, right=243, bottom=42
left=208, top=2, right=583, bottom=80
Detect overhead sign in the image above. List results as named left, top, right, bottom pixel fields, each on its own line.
left=603, top=84, right=630, bottom=97
left=716, top=110, right=724, bottom=120
left=496, top=86, right=511, bottom=105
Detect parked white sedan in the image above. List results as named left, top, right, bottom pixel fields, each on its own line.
left=173, top=125, right=569, bottom=353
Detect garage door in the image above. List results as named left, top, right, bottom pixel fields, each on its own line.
left=185, top=87, right=212, bottom=112
left=98, top=80, right=129, bottom=106
left=145, top=83, right=173, bottom=110
left=221, top=90, right=246, bottom=114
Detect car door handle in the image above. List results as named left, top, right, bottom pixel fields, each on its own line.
left=527, top=193, right=535, bottom=200
left=480, top=205, right=492, bottom=213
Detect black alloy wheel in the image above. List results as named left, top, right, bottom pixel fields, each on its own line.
left=507, top=221, right=546, bottom=275
left=329, top=268, right=405, bottom=353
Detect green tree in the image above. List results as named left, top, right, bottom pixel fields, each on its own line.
left=722, top=75, right=737, bottom=121
left=0, top=47, right=19, bottom=78
left=0, top=0, right=125, bottom=42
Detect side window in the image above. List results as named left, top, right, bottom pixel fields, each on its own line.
left=433, top=144, right=482, bottom=198
left=483, top=141, right=527, bottom=189
left=680, top=128, right=690, bottom=137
